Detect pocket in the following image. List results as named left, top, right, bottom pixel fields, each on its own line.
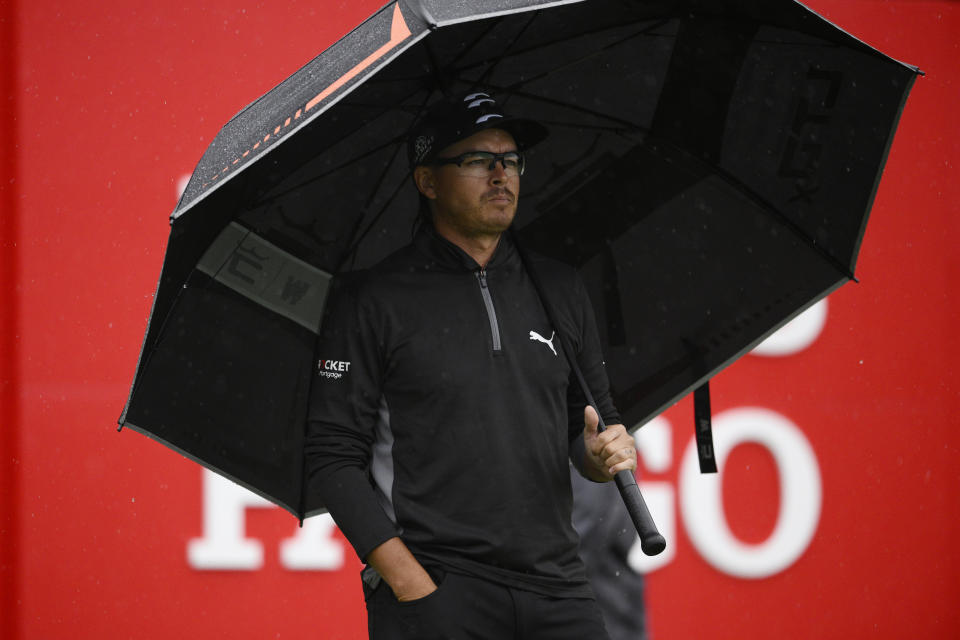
left=392, top=573, right=459, bottom=640
left=395, top=568, right=448, bottom=608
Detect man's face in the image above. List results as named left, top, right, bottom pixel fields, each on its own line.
left=416, top=128, right=520, bottom=239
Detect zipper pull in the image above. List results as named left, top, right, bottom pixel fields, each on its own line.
left=477, top=269, right=488, bottom=288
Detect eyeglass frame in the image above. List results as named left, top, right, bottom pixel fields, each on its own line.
left=429, top=150, right=526, bottom=177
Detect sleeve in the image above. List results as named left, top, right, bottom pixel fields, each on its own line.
left=304, top=274, right=401, bottom=561
left=566, top=271, right=621, bottom=477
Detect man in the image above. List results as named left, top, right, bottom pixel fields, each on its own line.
left=307, top=91, right=638, bottom=639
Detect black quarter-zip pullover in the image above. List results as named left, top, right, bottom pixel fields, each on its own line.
left=306, top=224, right=620, bottom=597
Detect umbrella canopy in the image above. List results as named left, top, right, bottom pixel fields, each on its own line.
left=119, top=0, right=918, bottom=519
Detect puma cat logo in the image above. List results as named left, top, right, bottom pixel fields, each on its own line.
left=529, top=330, right=557, bottom=356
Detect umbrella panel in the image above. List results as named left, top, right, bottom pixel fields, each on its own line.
left=124, top=276, right=320, bottom=516
left=576, top=167, right=845, bottom=428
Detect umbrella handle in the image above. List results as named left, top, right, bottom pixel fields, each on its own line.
left=614, top=469, right=666, bottom=556
left=595, top=413, right=666, bottom=556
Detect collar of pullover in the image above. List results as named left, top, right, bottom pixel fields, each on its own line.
left=413, top=222, right=518, bottom=273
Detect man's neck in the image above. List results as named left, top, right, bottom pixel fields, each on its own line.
left=432, top=221, right=502, bottom=268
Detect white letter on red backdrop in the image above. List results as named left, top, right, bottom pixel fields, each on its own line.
left=280, top=515, right=344, bottom=570
left=680, top=408, right=822, bottom=578
left=187, top=470, right=274, bottom=570
left=187, top=470, right=345, bottom=571
left=751, top=300, right=828, bottom=357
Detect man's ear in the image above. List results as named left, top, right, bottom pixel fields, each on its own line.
left=413, top=166, right=437, bottom=200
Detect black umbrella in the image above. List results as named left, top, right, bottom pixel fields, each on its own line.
left=119, top=0, right=918, bottom=553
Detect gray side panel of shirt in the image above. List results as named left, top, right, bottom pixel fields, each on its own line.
left=370, top=395, right=398, bottom=525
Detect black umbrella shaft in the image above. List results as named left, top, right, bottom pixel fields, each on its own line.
left=511, top=232, right=665, bottom=556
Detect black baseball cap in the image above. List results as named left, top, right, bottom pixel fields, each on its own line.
left=408, top=91, right=549, bottom=167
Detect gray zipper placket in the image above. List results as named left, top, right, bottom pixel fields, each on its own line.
left=476, top=268, right=502, bottom=353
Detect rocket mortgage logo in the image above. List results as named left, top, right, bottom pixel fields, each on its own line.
left=317, top=359, right=351, bottom=380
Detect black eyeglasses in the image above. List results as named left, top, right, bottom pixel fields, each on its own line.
left=431, top=150, right=525, bottom=177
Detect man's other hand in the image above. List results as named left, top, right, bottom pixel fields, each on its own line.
left=366, top=537, right=437, bottom=602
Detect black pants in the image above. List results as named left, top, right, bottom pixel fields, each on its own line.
left=364, top=570, right=611, bottom=640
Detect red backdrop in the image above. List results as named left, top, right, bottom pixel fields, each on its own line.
left=2, top=1, right=958, bottom=638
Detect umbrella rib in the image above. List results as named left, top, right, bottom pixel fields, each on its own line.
left=700, top=161, right=858, bottom=281
left=361, top=126, right=409, bottom=213
left=250, top=134, right=407, bottom=207
left=466, top=19, right=675, bottom=136
left=503, top=19, right=674, bottom=94
left=455, top=17, right=674, bottom=82
left=476, top=12, right=540, bottom=89
left=422, top=38, right=450, bottom=95
left=538, top=119, right=647, bottom=137
left=251, top=84, right=440, bottom=208
left=398, top=89, right=441, bottom=154
left=337, top=173, right=411, bottom=273
left=253, top=90, right=434, bottom=271
left=445, top=18, right=505, bottom=85
left=334, top=90, right=438, bottom=271
left=489, top=84, right=645, bottom=134
left=627, top=131, right=859, bottom=281
left=360, top=19, right=505, bottom=95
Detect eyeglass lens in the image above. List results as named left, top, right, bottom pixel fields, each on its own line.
left=447, top=151, right=524, bottom=177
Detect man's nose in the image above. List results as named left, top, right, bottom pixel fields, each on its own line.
left=489, top=160, right=509, bottom=183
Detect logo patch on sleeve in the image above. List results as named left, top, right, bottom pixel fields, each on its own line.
left=317, top=358, right=351, bottom=380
